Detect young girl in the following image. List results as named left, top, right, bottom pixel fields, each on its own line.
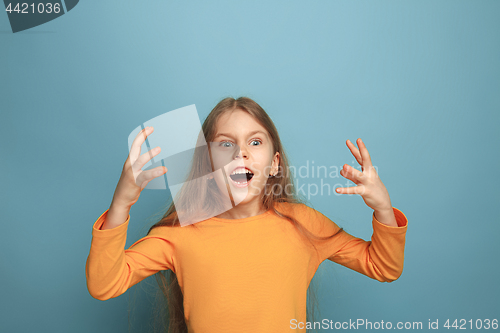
left=85, top=97, right=408, bottom=333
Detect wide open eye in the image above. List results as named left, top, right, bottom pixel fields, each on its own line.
left=250, top=139, right=262, bottom=146
left=219, top=141, right=234, bottom=148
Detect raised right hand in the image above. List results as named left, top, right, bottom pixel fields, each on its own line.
left=111, top=126, right=167, bottom=208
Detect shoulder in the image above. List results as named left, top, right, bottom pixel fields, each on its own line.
left=145, top=221, right=201, bottom=241
left=273, top=201, right=331, bottom=224
left=274, top=201, right=341, bottom=235
left=273, top=201, right=321, bottom=218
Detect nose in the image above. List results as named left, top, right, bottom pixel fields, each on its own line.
left=234, top=146, right=248, bottom=159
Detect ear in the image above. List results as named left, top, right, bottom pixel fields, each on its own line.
left=271, top=152, right=280, bottom=175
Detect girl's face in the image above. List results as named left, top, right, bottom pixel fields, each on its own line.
left=211, top=109, right=279, bottom=207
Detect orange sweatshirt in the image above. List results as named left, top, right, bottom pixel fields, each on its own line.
left=85, top=202, right=408, bottom=333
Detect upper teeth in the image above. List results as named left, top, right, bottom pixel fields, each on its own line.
left=231, top=168, right=252, bottom=175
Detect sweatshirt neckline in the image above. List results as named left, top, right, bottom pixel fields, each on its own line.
left=209, top=208, right=273, bottom=223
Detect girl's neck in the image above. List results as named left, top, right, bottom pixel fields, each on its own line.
left=215, top=200, right=267, bottom=220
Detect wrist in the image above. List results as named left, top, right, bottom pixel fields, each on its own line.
left=110, top=199, right=134, bottom=211
left=102, top=202, right=131, bottom=230
left=373, top=207, right=398, bottom=227
left=374, top=206, right=393, bottom=215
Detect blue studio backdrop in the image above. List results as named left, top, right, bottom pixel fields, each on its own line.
left=1, top=1, right=499, bottom=332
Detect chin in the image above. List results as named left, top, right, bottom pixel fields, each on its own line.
left=234, top=189, right=264, bottom=207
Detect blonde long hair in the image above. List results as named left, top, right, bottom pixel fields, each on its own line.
left=143, top=97, right=343, bottom=333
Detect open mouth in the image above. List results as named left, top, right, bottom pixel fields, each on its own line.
left=229, top=167, right=254, bottom=185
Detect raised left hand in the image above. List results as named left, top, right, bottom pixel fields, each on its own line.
left=335, top=138, right=392, bottom=212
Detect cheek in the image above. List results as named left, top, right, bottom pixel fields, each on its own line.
left=250, top=161, right=273, bottom=179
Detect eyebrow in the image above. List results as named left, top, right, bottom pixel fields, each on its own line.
left=214, top=130, right=268, bottom=140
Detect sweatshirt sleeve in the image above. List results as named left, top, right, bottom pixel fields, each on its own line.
left=85, top=209, right=175, bottom=301
left=303, top=205, right=408, bottom=282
